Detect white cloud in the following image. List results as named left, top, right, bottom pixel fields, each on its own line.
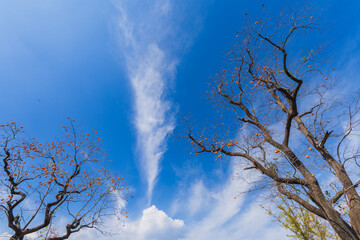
left=0, top=232, right=11, bottom=239
left=35, top=161, right=287, bottom=240
left=108, top=1, right=292, bottom=239
left=131, top=43, right=176, bottom=198
left=179, top=203, right=288, bottom=240
left=186, top=180, right=209, bottom=216
left=73, top=205, right=184, bottom=240
left=120, top=205, right=185, bottom=240
left=168, top=161, right=288, bottom=240
left=178, top=165, right=249, bottom=239
left=114, top=0, right=176, bottom=201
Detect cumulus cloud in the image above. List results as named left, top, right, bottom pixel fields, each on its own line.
left=73, top=205, right=184, bottom=240
left=120, top=205, right=185, bottom=240
left=69, top=165, right=286, bottom=240
left=41, top=160, right=287, bottom=240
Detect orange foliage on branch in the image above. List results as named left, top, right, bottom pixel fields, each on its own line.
left=0, top=120, right=130, bottom=240
left=187, top=4, right=360, bottom=240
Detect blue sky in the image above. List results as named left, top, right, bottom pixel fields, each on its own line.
left=0, top=0, right=360, bottom=239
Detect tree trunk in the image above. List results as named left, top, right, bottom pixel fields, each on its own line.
left=349, top=195, right=360, bottom=238
left=324, top=207, right=360, bottom=240
left=10, top=235, right=24, bottom=240
left=328, top=161, right=360, bottom=238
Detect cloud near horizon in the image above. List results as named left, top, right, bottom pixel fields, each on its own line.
left=72, top=204, right=185, bottom=240
left=72, top=161, right=288, bottom=240
left=120, top=205, right=185, bottom=240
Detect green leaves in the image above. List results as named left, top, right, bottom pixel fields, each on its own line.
left=265, top=195, right=340, bottom=240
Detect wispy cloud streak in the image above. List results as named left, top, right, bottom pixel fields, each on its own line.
left=114, top=0, right=176, bottom=201
left=130, top=44, right=175, bottom=201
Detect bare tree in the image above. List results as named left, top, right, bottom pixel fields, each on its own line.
left=188, top=5, right=360, bottom=240
left=0, top=119, right=130, bottom=240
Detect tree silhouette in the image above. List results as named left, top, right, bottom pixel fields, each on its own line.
left=188, top=5, right=360, bottom=240
left=0, top=119, right=129, bottom=240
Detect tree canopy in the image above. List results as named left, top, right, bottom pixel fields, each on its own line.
left=0, top=120, right=130, bottom=240
left=188, top=5, right=360, bottom=240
